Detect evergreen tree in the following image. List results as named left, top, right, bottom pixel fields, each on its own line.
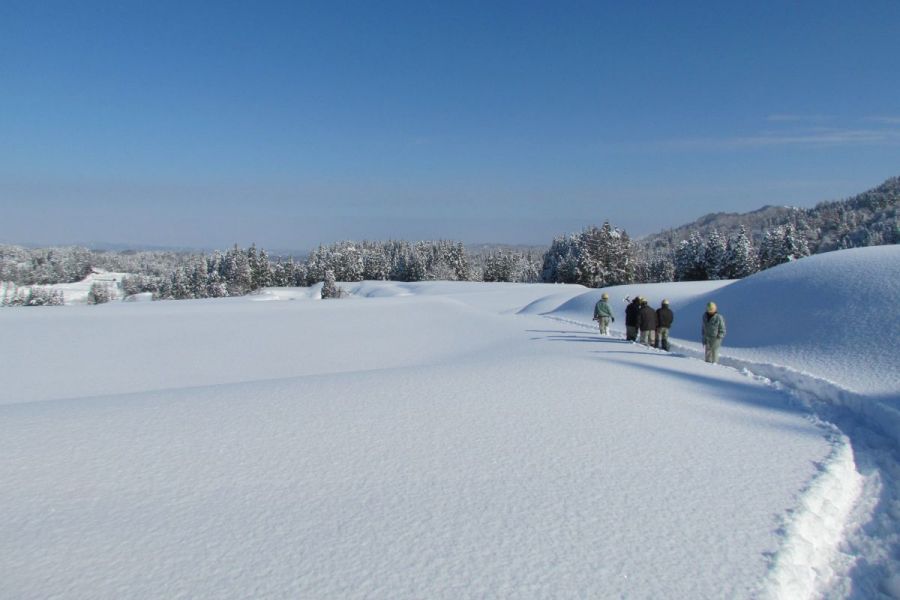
left=248, top=244, right=274, bottom=289
left=674, top=233, right=707, bottom=281
left=482, top=250, right=523, bottom=282
left=759, top=224, right=811, bottom=270
left=648, top=253, right=675, bottom=283
left=724, top=226, right=758, bottom=278
left=362, top=248, right=390, bottom=281
left=206, top=270, right=228, bottom=298
left=704, top=229, right=728, bottom=280
left=320, top=269, right=343, bottom=299
left=781, top=223, right=811, bottom=263
left=189, top=257, right=210, bottom=298
left=557, top=247, right=582, bottom=284
left=170, top=267, right=192, bottom=299
left=87, top=282, right=114, bottom=305
left=222, top=245, right=252, bottom=295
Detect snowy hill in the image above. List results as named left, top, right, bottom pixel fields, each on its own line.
left=1, top=247, right=899, bottom=598
left=548, top=245, right=900, bottom=398
left=639, top=175, right=900, bottom=254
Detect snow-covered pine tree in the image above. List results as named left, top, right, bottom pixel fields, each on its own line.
left=248, top=245, right=274, bottom=289
left=556, top=246, right=582, bottom=284
left=87, top=282, right=113, bottom=305
left=781, top=223, right=811, bottom=263
left=320, top=269, right=343, bottom=299
left=482, top=250, right=524, bottom=282
left=0, top=281, right=11, bottom=306
left=336, top=243, right=364, bottom=282
left=607, top=227, right=636, bottom=285
left=541, top=236, right=572, bottom=283
left=396, top=245, right=427, bottom=282
left=648, top=253, right=675, bottom=283
left=206, top=269, right=228, bottom=298
left=305, top=245, right=328, bottom=285
left=724, top=226, right=758, bottom=279
left=25, top=287, right=65, bottom=306
left=222, top=245, right=253, bottom=295
left=704, top=229, right=728, bottom=280
left=170, top=267, right=192, bottom=299
left=758, top=224, right=811, bottom=270
left=674, top=233, right=707, bottom=281
left=576, top=225, right=605, bottom=287
left=189, top=257, right=210, bottom=299
left=362, top=247, right=390, bottom=281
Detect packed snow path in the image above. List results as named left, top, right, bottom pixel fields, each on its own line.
left=1, top=279, right=867, bottom=599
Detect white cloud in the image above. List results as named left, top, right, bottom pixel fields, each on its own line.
left=865, top=116, right=900, bottom=125
left=648, top=118, right=900, bottom=151
left=765, top=114, right=834, bottom=123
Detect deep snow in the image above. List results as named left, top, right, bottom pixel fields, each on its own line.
left=1, top=247, right=898, bottom=599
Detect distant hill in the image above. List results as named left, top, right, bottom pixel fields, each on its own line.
left=639, top=176, right=900, bottom=256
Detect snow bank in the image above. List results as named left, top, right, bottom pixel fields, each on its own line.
left=670, top=245, right=900, bottom=398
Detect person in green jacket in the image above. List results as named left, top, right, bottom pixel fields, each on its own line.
left=702, top=302, right=726, bottom=363
left=593, top=293, right=615, bottom=335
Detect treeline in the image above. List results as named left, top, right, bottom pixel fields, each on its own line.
left=0, top=240, right=545, bottom=304
left=0, top=283, right=65, bottom=306
left=0, top=245, right=94, bottom=285
left=137, top=240, right=544, bottom=300
left=1, top=176, right=895, bottom=304
left=540, top=221, right=814, bottom=287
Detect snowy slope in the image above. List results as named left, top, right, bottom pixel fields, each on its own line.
left=545, top=246, right=900, bottom=428
left=1, top=248, right=898, bottom=599
left=543, top=245, right=900, bottom=598
left=670, top=246, right=900, bottom=397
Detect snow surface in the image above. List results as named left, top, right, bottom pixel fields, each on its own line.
left=1, top=247, right=898, bottom=599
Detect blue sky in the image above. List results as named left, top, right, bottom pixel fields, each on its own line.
left=1, top=1, right=899, bottom=250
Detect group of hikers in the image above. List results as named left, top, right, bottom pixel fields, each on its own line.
left=593, top=294, right=727, bottom=363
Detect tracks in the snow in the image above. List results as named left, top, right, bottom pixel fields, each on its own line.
left=540, top=313, right=900, bottom=599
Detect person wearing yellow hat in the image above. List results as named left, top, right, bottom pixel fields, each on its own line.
left=701, top=301, right=726, bottom=363
left=593, top=292, right=614, bottom=335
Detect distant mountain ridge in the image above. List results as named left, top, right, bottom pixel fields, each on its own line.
left=640, top=176, right=900, bottom=255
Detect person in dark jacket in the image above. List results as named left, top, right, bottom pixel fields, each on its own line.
left=624, top=296, right=641, bottom=341
left=656, top=299, right=674, bottom=351
left=637, top=298, right=658, bottom=346
left=593, top=292, right=614, bottom=335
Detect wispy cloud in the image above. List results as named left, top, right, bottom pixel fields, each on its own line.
left=729, top=127, right=900, bottom=148
left=765, top=114, right=834, bottom=123
left=647, top=117, right=900, bottom=151
left=865, top=116, right=900, bottom=125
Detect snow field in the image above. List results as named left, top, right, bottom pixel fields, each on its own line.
left=2, top=246, right=898, bottom=598
left=1, top=345, right=834, bottom=599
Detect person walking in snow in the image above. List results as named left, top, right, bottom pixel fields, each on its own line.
left=637, top=298, right=658, bottom=347
left=593, top=293, right=614, bottom=335
left=656, top=299, right=674, bottom=351
left=625, top=296, right=641, bottom=341
left=702, top=302, right=726, bottom=363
